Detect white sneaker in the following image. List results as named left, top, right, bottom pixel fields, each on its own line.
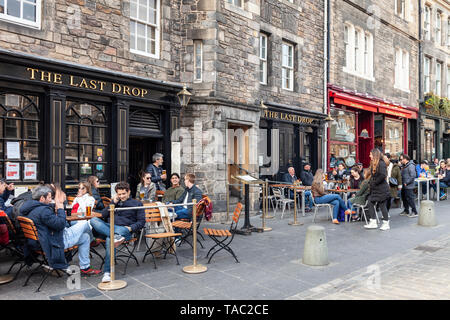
left=102, top=272, right=111, bottom=283
left=364, top=219, right=378, bottom=229
left=379, top=221, right=390, bottom=231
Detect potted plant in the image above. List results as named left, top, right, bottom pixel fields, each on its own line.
left=440, top=97, right=450, bottom=118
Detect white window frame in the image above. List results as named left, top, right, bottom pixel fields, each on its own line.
left=424, top=56, right=431, bottom=93
left=435, top=11, right=442, bottom=45
left=424, top=6, right=431, bottom=41
left=193, top=40, right=202, bottom=83
left=395, top=0, right=406, bottom=19
left=227, top=0, right=243, bottom=8
left=129, top=0, right=160, bottom=59
left=343, top=23, right=373, bottom=81
left=447, top=66, right=450, bottom=98
left=281, top=42, right=294, bottom=91
left=259, top=33, right=268, bottom=85
left=436, top=61, right=442, bottom=96
left=447, top=18, right=450, bottom=46
left=344, top=24, right=351, bottom=69
left=394, top=48, right=410, bottom=92
left=0, top=0, right=41, bottom=29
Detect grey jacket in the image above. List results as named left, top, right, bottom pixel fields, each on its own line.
left=401, top=161, right=417, bottom=189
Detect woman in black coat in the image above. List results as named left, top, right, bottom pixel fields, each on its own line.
left=364, top=148, right=390, bottom=231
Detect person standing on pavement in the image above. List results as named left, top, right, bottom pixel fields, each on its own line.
left=146, top=153, right=167, bottom=191
left=438, top=161, right=450, bottom=200
left=399, top=154, right=418, bottom=218
left=386, top=156, right=402, bottom=210
left=299, top=160, right=314, bottom=212
left=364, top=149, right=390, bottom=230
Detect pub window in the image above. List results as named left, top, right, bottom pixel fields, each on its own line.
left=65, top=101, right=108, bottom=183
left=384, top=118, right=404, bottom=157
left=329, top=108, right=357, bottom=168
left=259, top=33, right=268, bottom=85
left=0, top=93, right=40, bottom=181
left=281, top=41, right=294, bottom=91
left=0, top=0, right=41, bottom=29
left=193, top=40, right=202, bottom=83
left=130, top=0, right=160, bottom=58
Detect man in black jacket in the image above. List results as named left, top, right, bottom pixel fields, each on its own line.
left=145, top=153, right=167, bottom=191
left=399, top=154, right=418, bottom=217
left=90, top=181, right=145, bottom=283
left=20, top=185, right=100, bottom=275
left=299, top=161, right=314, bottom=212
left=171, top=173, right=203, bottom=220
left=438, top=161, right=450, bottom=200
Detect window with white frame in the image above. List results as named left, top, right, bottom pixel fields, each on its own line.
left=130, top=0, right=160, bottom=58
left=227, top=0, right=242, bottom=7
left=281, top=42, right=294, bottom=91
left=435, top=11, right=442, bottom=45
left=0, top=0, right=41, bottom=28
left=447, top=66, right=450, bottom=98
left=447, top=18, right=450, bottom=46
left=424, top=5, right=431, bottom=41
left=395, top=0, right=405, bottom=19
left=259, top=33, right=268, bottom=85
left=343, top=23, right=373, bottom=80
left=394, top=48, right=409, bottom=91
left=424, top=56, right=431, bottom=93
left=193, top=40, right=202, bottom=82
left=436, top=61, right=442, bottom=96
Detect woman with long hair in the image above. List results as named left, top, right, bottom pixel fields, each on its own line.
left=72, top=181, right=96, bottom=215
left=311, top=169, right=352, bottom=224
left=88, top=175, right=105, bottom=211
left=365, top=148, right=391, bottom=230
left=136, top=171, right=156, bottom=201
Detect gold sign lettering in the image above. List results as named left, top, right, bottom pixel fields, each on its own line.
left=263, top=109, right=315, bottom=124
left=27, top=67, right=149, bottom=98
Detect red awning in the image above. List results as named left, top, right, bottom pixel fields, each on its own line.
left=330, top=90, right=417, bottom=119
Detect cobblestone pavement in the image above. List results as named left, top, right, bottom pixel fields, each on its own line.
left=1, top=200, right=450, bottom=300
left=287, top=234, right=450, bottom=300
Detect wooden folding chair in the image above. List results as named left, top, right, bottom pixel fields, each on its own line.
left=0, top=211, right=25, bottom=280
left=17, top=216, right=77, bottom=292
left=142, top=204, right=182, bottom=269
left=101, top=196, right=111, bottom=207
left=67, top=196, right=76, bottom=205
left=204, top=202, right=242, bottom=264
left=171, top=195, right=209, bottom=249
left=155, top=190, right=165, bottom=202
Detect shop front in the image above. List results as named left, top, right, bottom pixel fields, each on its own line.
left=258, top=102, right=326, bottom=181
left=328, top=86, right=418, bottom=169
left=0, top=50, right=182, bottom=194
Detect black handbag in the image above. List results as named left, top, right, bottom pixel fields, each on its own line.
left=389, top=177, right=398, bottom=187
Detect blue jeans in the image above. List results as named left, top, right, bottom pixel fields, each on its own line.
left=63, top=220, right=92, bottom=269
left=315, top=194, right=349, bottom=220
left=174, top=206, right=190, bottom=220
left=90, top=217, right=132, bottom=273
left=440, top=182, right=449, bottom=196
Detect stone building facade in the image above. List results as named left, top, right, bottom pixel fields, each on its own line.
left=327, top=0, right=420, bottom=168
left=419, top=0, right=450, bottom=162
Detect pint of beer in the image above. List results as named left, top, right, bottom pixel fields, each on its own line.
left=86, top=206, right=92, bottom=216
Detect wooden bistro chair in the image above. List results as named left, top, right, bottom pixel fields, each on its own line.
left=171, top=195, right=210, bottom=249
left=17, top=216, right=78, bottom=292
left=0, top=211, right=25, bottom=281
left=142, top=203, right=182, bottom=269
left=203, top=202, right=243, bottom=264
left=67, top=196, right=76, bottom=205
left=155, top=190, right=165, bottom=202
left=101, top=196, right=111, bottom=207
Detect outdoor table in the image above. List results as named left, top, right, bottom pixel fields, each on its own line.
left=271, top=184, right=309, bottom=217
left=66, top=211, right=102, bottom=222
left=415, top=177, right=440, bottom=211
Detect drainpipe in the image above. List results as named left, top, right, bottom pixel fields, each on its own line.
left=323, top=0, right=330, bottom=170
left=418, top=0, right=423, bottom=162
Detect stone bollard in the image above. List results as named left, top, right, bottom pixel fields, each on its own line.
left=302, top=225, right=329, bottom=266
left=418, top=200, right=437, bottom=227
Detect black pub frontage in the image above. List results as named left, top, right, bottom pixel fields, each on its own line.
left=0, top=50, right=182, bottom=195
left=258, top=102, right=326, bottom=182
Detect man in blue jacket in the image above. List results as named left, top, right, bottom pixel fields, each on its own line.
left=20, top=185, right=100, bottom=275
left=0, top=179, right=14, bottom=219
left=90, top=181, right=145, bottom=283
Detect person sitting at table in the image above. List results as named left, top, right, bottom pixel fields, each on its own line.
left=311, top=169, right=352, bottom=224
left=416, top=160, right=436, bottom=196
left=72, top=181, right=96, bottom=216
left=299, top=160, right=314, bottom=212
left=170, top=173, right=203, bottom=221
left=438, top=161, right=450, bottom=200
left=349, top=166, right=364, bottom=190
left=162, top=173, right=185, bottom=203
left=436, top=160, right=446, bottom=177
left=0, top=179, right=14, bottom=219
left=348, top=169, right=370, bottom=221
left=135, top=171, right=156, bottom=201
left=88, top=176, right=104, bottom=211
left=90, top=181, right=145, bottom=283
left=19, top=185, right=101, bottom=275
left=282, top=167, right=300, bottom=200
